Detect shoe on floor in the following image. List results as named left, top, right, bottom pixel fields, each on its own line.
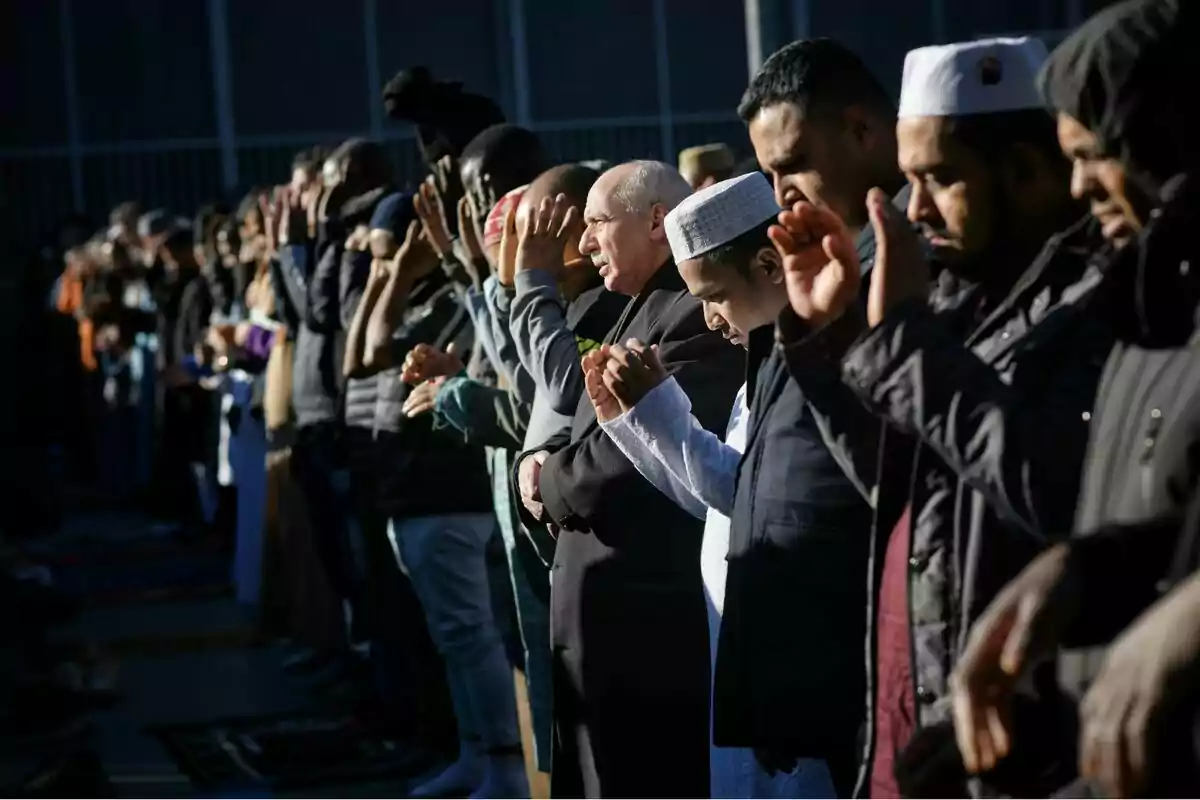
left=408, top=748, right=483, bottom=798
left=469, top=754, right=529, bottom=799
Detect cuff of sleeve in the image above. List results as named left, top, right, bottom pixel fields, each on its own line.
left=494, top=283, right=517, bottom=314
left=514, top=269, right=559, bottom=297
left=621, top=377, right=689, bottom=444
left=776, top=304, right=868, bottom=367
left=537, top=455, right=582, bottom=531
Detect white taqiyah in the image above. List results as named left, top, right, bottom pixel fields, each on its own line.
left=898, top=37, right=1049, bottom=119
left=665, top=172, right=780, bottom=264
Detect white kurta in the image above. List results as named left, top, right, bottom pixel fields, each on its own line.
left=600, top=378, right=835, bottom=799
left=600, top=378, right=747, bottom=618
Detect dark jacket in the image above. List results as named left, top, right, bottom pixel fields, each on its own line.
left=156, top=267, right=213, bottom=369
left=278, top=239, right=344, bottom=429
left=374, top=274, right=492, bottom=519
left=779, top=217, right=1108, bottom=796
left=1059, top=178, right=1200, bottom=697
left=713, top=325, right=872, bottom=768
left=340, top=248, right=378, bottom=433
left=514, top=262, right=744, bottom=799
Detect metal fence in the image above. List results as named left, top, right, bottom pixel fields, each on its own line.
left=0, top=112, right=747, bottom=252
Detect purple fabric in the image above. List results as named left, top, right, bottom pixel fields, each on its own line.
left=243, top=325, right=276, bottom=360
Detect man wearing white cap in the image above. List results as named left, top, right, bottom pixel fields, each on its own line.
left=585, top=171, right=870, bottom=797
left=512, top=160, right=744, bottom=798
left=773, top=37, right=1110, bottom=796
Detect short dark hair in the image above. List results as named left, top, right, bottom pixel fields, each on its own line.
left=461, top=124, right=548, bottom=190
left=944, top=109, right=1067, bottom=175
left=533, top=164, right=600, bottom=211
left=738, top=38, right=894, bottom=123
left=705, top=218, right=775, bottom=278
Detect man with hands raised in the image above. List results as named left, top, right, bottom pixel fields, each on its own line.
left=772, top=37, right=1107, bottom=797
left=584, top=172, right=866, bottom=798
left=512, top=160, right=742, bottom=799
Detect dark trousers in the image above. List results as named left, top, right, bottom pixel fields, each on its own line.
left=156, top=385, right=208, bottom=525
left=290, top=421, right=360, bottom=644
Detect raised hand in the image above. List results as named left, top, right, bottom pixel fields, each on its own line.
left=457, top=196, right=485, bottom=264
left=393, top=220, right=441, bottom=283
left=865, top=187, right=929, bottom=327
left=768, top=200, right=861, bottom=330
left=603, top=339, right=668, bottom=412
left=584, top=356, right=622, bottom=423
left=497, top=205, right=520, bottom=288
left=516, top=193, right=580, bottom=279
left=433, top=154, right=464, bottom=209
left=414, top=177, right=453, bottom=258
left=401, top=341, right=464, bottom=385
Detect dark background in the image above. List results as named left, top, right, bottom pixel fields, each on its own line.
left=0, top=0, right=1118, bottom=254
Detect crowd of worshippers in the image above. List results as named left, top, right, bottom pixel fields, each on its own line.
left=19, top=0, right=1200, bottom=796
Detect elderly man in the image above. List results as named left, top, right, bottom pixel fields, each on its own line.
left=773, top=37, right=1105, bottom=797
left=583, top=172, right=866, bottom=798
left=513, top=161, right=743, bottom=798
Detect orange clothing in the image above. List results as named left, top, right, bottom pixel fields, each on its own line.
left=56, top=271, right=98, bottom=372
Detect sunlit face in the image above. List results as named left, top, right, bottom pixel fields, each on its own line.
left=1056, top=113, right=1145, bottom=248
left=677, top=244, right=785, bottom=347
left=748, top=101, right=871, bottom=229
left=578, top=170, right=667, bottom=296
left=898, top=115, right=1000, bottom=269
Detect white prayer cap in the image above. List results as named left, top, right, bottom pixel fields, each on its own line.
left=665, top=172, right=780, bottom=264
left=898, top=37, right=1049, bottom=119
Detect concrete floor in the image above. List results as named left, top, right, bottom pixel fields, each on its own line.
left=35, top=513, right=409, bottom=797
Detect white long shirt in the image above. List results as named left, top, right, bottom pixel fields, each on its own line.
left=600, top=377, right=748, bottom=615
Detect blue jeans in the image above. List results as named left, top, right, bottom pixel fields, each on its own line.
left=389, top=514, right=521, bottom=750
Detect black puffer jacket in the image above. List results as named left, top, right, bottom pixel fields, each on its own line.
left=373, top=274, right=491, bottom=518
left=340, top=247, right=378, bottom=433
left=779, top=217, right=1109, bottom=797
left=278, top=237, right=344, bottom=429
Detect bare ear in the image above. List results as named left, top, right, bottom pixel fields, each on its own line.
left=648, top=202, right=668, bottom=241
left=758, top=246, right=785, bottom=283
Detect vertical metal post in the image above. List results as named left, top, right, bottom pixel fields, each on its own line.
left=206, top=0, right=238, bottom=191
left=745, top=0, right=766, bottom=80
left=507, top=0, right=532, bottom=127
left=652, top=0, right=675, bottom=161
left=791, top=0, right=810, bottom=40
left=362, top=0, right=384, bottom=140
left=57, top=0, right=84, bottom=212
left=930, top=0, right=947, bottom=43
